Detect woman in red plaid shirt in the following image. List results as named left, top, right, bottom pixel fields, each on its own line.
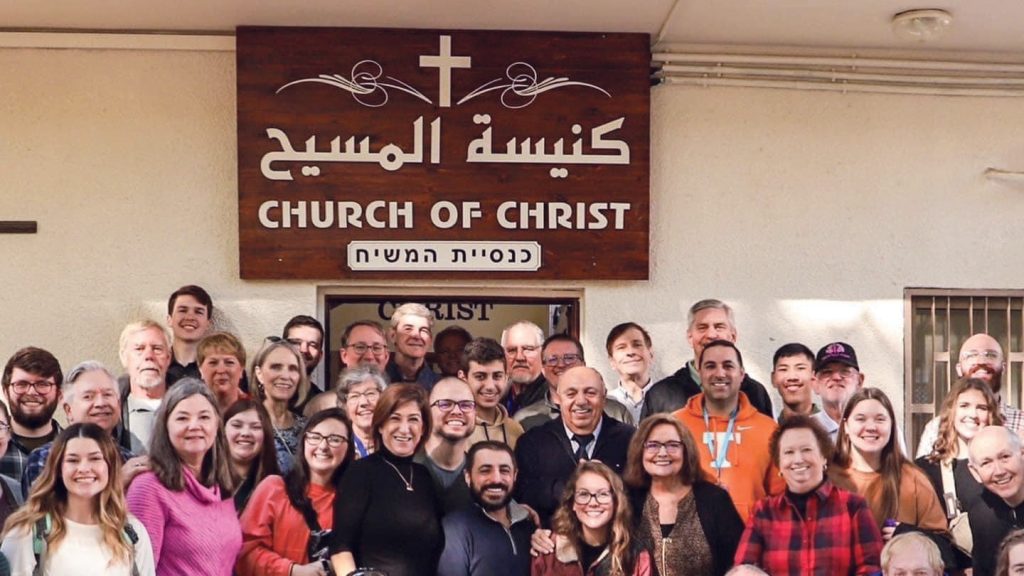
left=734, top=415, right=883, bottom=575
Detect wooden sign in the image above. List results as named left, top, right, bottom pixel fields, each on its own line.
left=237, top=27, right=650, bottom=280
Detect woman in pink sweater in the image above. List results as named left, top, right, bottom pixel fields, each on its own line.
left=127, top=378, right=241, bottom=576
left=237, top=408, right=354, bottom=576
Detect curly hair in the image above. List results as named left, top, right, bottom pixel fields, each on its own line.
left=3, top=423, right=132, bottom=566
left=928, top=378, right=1003, bottom=464
left=552, top=461, right=635, bottom=576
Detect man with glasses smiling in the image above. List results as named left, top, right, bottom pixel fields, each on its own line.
left=516, top=334, right=633, bottom=432
left=339, top=320, right=391, bottom=373
left=415, top=377, right=478, bottom=512
left=501, top=321, right=548, bottom=416
left=916, top=333, right=1024, bottom=458
left=0, top=347, right=63, bottom=482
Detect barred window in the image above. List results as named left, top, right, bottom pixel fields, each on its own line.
left=906, top=289, right=1024, bottom=453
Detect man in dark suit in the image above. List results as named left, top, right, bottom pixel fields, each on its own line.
left=514, top=366, right=635, bottom=525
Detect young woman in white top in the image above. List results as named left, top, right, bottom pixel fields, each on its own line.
left=0, top=422, right=155, bottom=576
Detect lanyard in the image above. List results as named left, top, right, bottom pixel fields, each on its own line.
left=353, top=435, right=369, bottom=458
left=703, top=402, right=739, bottom=473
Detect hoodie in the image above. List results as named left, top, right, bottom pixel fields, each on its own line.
left=673, top=392, right=785, bottom=521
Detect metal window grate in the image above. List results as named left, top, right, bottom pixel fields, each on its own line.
left=904, top=289, right=1024, bottom=453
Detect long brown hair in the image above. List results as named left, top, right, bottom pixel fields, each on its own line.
left=832, top=387, right=907, bottom=520
left=148, top=378, right=234, bottom=492
left=552, top=461, right=636, bottom=576
left=623, top=414, right=707, bottom=488
left=928, top=378, right=1003, bottom=464
left=3, top=423, right=132, bottom=566
left=223, top=399, right=280, bottom=495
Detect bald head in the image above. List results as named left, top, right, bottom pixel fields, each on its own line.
left=957, top=333, right=1005, bottom=393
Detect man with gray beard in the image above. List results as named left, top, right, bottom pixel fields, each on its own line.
left=118, top=320, right=172, bottom=454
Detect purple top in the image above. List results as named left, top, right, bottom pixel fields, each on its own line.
left=127, top=468, right=242, bottom=576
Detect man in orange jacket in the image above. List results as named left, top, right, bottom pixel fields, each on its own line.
left=673, top=339, right=784, bottom=521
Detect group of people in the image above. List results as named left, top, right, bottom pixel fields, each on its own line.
left=1, top=288, right=1023, bottom=576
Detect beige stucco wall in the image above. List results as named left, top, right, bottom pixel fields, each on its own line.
left=2, top=45, right=1023, bottom=425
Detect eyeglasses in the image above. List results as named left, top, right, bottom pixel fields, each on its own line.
left=9, top=380, right=56, bottom=394
left=304, top=431, right=349, bottom=448
left=346, top=390, right=381, bottom=404
left=287, top=338, right=322, bottom=352
left=961, top=350, right=1001, bottom=362
left=816, top=366, right=858, bottom=379
left=644, top=440, right=683, bottom=454
left=347, top=343, right=388, bottom=356
left=543, top=353, right=582, bottom=367
left=574, top=490, right=613, bottom=505
left=505, top=345, right=539, bottom=356
left=431, top=399, right=476, bottom=412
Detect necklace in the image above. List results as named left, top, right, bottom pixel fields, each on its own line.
left=383, top=457, right=415, bottom=491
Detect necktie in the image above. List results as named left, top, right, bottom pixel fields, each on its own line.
left=572, top=433, right=595, bottom=461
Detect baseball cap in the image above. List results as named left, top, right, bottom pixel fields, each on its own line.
left=815, top=342, right=859, bottom=372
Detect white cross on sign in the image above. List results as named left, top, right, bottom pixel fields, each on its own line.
left=419, top=35, right=471, bottom=108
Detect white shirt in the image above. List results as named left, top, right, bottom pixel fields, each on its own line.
left=127, top=396, right=162, bottom=454
left=562, top=418, right=603, bottom=459
left=1, top=514, right=156, bottom=576
left=607, top=379, right=654, bottom=424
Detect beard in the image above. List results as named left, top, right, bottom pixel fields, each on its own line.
left=471, top=482, right=512, bottom=512
left=10, top=396, right=59, bottom=429
left=967, top=363, right=1005, bottom=394
left=437, top=425, right=472, bottom=443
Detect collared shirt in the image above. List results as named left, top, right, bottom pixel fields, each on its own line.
left=126, top=395, right=161, bottom=455
left=561, top=418, right=603, bottom=460
left=735, top=481, right=883, bottom=576
left=0, top=422, right=61, bottom=482
left=166, top=355, right=200, bottom=387
left=607, top=379, right=654, bottom=424
left=22, top=442, right=135, bottom=498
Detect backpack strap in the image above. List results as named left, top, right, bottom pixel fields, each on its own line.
left=31, top=515, right=51, bottom=576
left=122, top=521, right=140, bottom=576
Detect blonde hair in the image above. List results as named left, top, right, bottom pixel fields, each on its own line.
left=3, top=424, right=132, bottom=567
left=552, top=461, right=635, bottom=575
left=118, top=320, right=171, bottom=366
left=881, top=532, right=943, bottom=575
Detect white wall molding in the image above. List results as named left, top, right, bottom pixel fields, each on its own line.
left=653, top=51, right=1024, bottom=97
left=0, top=31, right=234, bottom=51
